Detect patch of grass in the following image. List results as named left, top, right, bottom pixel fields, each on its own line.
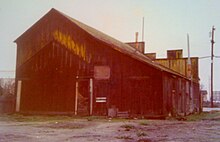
left=139, top=120, right=149, bottom=126
left=137, top=131, right=148, bottom=137
left=121, top=124, right=135, bottom=129
left=115, top=136, right=133, bottom=140
left=2, top=114, right=76, bottom=122
left=186, top=112, right=220, bottom=121
left=83, top=116, right=106, bottom=121
left=45, top=122, right=84, bottom=129
left=109, top=118, right=129, bottom=122
left=185, top=113, right=207, bottom=121
left=121, top=124, right=135, bottom=131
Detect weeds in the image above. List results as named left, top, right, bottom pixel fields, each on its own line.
left=45, top=122, right=84, bottom=129
left=121, top=124, right=135, bottom=129
left=121, top=124, right=135, bottom=131
left=115, top=136, right=133, bottom=140
left=84, top=116, right=104, bottom=121
left=186, top=112, right=220, bottom=121
left=1, top=114, right=76, bottom=122
left=139, top=120, right=149, bottom=126
left=137, top=131, right=147, bottom=137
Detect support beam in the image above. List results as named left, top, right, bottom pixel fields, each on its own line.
left=16, top=80, right=22, bottom=112
left=89, top=78, right=93, bottom=115
left=75, top=78, right=79, bottom=115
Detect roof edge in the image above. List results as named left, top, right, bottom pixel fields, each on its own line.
left=14, top=8, right=57, bottom=43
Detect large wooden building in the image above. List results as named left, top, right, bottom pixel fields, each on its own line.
left=14, top=8, right=200, bottom=117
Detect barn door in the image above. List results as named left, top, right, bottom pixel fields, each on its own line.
left=75, top=79, right=89, bottom=115
left=75, top=78, right=93, bottom=116
left=93, top=66, right=110, bottom=115
left=94, top=81, right=109, bottom=115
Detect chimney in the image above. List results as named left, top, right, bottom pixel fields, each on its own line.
left=125, top=32, right=145, bottom=54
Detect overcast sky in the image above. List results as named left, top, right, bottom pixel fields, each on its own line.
left=0, top=0, right=220, bottom=93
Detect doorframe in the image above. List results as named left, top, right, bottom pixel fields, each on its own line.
left=75, top=76, right=93, bottom=116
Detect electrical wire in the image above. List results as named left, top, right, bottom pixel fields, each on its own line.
left=199, top=56, right=211, bottom=59
left=0, top=70, right=15, bottom=72
left=199, top=56, right=220, bottom=59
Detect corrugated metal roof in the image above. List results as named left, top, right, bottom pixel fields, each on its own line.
left=53, top=9, right=188, bottom=79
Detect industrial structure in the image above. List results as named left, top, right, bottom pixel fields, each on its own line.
left=145, top=49, right=200, bottom=112
left=14, top=8, right=200, bottom=117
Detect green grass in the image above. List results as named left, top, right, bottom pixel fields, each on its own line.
left=186, top=111, right=220, bottom=121
left=0, top=114, right=77, bottom=122
left=84, top=116, right=107, bottom=121
left=139, top=120, right=150, bottom=126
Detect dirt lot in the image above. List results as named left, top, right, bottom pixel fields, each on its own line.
left=0, top=112, right=220, bottom=142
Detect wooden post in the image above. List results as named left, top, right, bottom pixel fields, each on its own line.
left=89, top=78, right=93, bottom=115
left=16, top=80, right=22, bottom=112
left=210, top=26, right=215, bottom=108
left=75, top=77, right=79, bottom=115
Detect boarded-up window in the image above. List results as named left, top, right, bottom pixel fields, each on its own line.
left=94, top=66, right=110, bottom=80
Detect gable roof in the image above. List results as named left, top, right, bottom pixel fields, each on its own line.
left=15, top=8, right=189, bottom=79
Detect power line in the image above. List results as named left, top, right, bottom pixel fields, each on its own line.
left=199, top=56, right=211, bottom=59
left=0, top=70, right=15, bottom=72
left=199, top=56, right=220, bottom=59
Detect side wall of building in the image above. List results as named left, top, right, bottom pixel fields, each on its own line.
left=162, top=75, right=191, bottom=116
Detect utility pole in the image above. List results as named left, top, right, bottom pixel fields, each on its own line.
left=142, top=17, right=144, bottom=42
left=187, top=34, right=193, bottom=109
left=210, top=26, right=215, bottom=108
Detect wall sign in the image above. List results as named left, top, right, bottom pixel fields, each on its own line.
left=94, top=66, right=110, bottom=80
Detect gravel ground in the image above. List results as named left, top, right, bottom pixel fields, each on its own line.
left=0, top=113, right=220, bottom=142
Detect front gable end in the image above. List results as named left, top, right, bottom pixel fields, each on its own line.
left=15, top=8, right=92, bottom=68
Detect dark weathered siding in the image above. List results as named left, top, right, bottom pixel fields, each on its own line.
left=15, top=9, right=200, bottom=117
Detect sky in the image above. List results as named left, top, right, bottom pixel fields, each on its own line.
left=0, top=0, right=220, bottom=95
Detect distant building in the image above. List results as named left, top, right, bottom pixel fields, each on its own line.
left=200, top=90, right=208, bottom=102
left=145, top=50, right=200, bottom=111
left=213, top=91, right=220, bottom=102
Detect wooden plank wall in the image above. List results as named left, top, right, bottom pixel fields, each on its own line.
left=155, top=58, right=199, bottom=82
left=16, top=11, right=200, bottom=116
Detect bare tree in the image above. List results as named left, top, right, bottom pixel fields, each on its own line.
left=0, top=78, right=15, bottom=96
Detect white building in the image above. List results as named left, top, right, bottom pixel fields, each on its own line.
left=213, top=91, right=220, bottom=102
